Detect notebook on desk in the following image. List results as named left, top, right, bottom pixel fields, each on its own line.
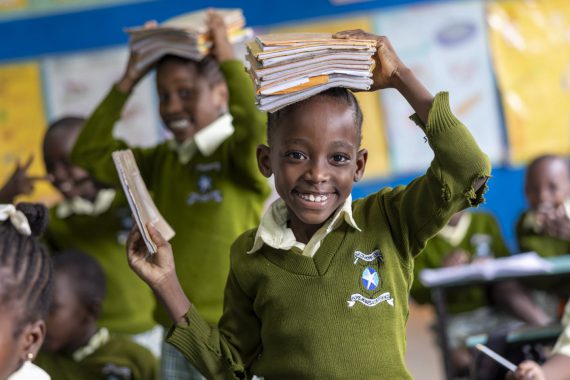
left=419, top=252, right=553, bottom=287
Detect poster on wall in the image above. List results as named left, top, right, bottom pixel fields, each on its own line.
left=0, top=0, right=26, bottom=12
left=271, top=17, right=390, bottom=177
left=42, top=46, right=162, bottom=148
left=487, top=0, right=570, bottom=164
left=0, top=62, right=58, bottom=203
left=374, top=0, right=505, bottom=173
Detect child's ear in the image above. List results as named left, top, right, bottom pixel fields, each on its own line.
left=19, top=320, right=46, bottom=362
left=354, top=149, right=368, bottom=182
left=256, top=144, right=273, bottom=178
left=213, top=82, right=229, bottom=114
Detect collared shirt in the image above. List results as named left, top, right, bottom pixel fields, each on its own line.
left=437, top=212, right=472, bottom=246
left=248, top=195, right=361, bottom=258
left=72, top=327, right=110, bottom=362
left=56, top=189, right=116, bottom=219
left=7, top=362, right=50, bottom=380
left=168, top=113, right=234, bottom=164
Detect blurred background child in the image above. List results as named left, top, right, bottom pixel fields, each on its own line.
left=41, top=116, right=159, bottom=356
left=35, top=250, right=157, bottom=380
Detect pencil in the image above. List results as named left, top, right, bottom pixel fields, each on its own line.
left=475, top=343, right=517, bottom=372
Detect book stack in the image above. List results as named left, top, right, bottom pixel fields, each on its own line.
left=246, top=33, right=377, bottom=112
left=126, top=8, right=252, bottom=71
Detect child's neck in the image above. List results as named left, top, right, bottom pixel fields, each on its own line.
left=288, top=217, right=327, bottom=245
left=64, top=323, right=99, bottom=355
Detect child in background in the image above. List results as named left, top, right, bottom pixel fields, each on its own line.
left=35, top=250, right=157, bottom=380
left=42, top=116, right=160, bottom=356
left=412, top=210, right=551, bottom=376
left=517, top=155, right=570, bottom=257
left=126, top=29, right=491, bottom=379
left=0, top=203, right=52, bottom=380
left=508, top=299, right=570, bottom=380
left=70, top=11, right=270, bottom=378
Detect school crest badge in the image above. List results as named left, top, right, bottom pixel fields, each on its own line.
left=347, top=249, right=394, bottom=308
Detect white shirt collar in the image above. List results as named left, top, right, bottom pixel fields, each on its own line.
left=56, top=189, right=116, bottom=219
left=248, top=195, right=360, bottom=258
left=169, top=113, right=234, bottom=164
left=437, top=213, right=472, bottom=246
left=7, top=361, right=50, bottom=380
left=72, top=327, right=110, bottom=362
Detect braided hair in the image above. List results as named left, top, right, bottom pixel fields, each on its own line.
left=0, top=203, right=53, bottom=338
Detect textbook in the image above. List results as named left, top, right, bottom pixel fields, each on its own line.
left=112, top=150, right=175, bottom=254
left=419, top=252, right=553, bottom=287
left=126, top=8, right=252, bottom=71
left=246, top=33, right=377, bottom=112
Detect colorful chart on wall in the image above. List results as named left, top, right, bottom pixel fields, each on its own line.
left=374, top=0, right=505, bottom=173
left=42, top=46, right=162, bottom=148
left=0, top=0, right=26, bottom=12
left=0, top=62, right=58, bottom=203
left=487, top=0, right=570, bottom=163
left=271, top=17, right=390, bottom=178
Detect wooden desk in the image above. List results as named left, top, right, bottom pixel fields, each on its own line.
left=425, top=254, right=570, bottom=380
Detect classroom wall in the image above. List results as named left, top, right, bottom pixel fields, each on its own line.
left=1, top=0, right=568, bottom=250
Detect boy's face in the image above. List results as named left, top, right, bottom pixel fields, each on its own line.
left=44, top=127, right=98, bottom=200
left=525, top=158, right=570, bottom=211
left=44, top=271, right=91, bottom=353
left=156, top=60, right=228, bottom=143
left=258, top=97, right=367, bottom=233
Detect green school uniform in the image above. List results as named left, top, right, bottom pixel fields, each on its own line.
left=166, top=92, right=492, bottom=379
left=44, top=194, right=156, bottom=335
left=36, top=335, right=157, bottom=380
left=411, top=212, right=510, bottom=314
left=516, top=211, right=570, bottom=257
left=70, top=60, right=271, bottom=326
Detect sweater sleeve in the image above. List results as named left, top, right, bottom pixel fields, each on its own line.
left=380, top=92, right=491, bottom=260
left=166, top=261, right=261, bottom=379
left=70, top=86, right=157, bottom=187
left=220, top=60, right=269, bottom=194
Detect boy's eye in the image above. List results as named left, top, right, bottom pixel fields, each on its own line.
left=332, top=154, right=349, bottom=163
left=286, top=151, right=306, bottom=160
left=179, top=88, right=192, bottom=99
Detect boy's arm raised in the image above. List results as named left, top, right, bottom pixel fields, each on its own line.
left=127, top=224, right=260, bottom=379
left=338, top=30, right=491, bottom=257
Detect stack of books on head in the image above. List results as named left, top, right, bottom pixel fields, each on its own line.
left=126, top=8, right=252, bottom=71
left=246, top=33, right=377, bottom=112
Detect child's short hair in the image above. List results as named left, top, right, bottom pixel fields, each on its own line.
left=0, top=203, right=53, bottom=337
left=526, top=154, right=570, bottom=176
left=156, top=54, right=226, bottom=87
left=42, top=116, right=86, bottom=161
left=266, top=87, right=363, bottom=146
left=52, top=250, right=106, bottom=312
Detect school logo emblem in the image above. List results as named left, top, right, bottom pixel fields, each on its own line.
left=187, top=162, right=223, bottom=205
left=347, top=249, right=394, bottom=308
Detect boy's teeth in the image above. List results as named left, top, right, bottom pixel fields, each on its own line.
left=298, top=192, right=329, bottom=203
left=170, top=120, right=189, bottom=129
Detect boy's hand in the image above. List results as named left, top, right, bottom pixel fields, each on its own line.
left=126, top=223, right=176, bottom=288
left=334, top=30, right=406, bottom=91
left=538, top=205, right=570, bottom=240
left=206, top=9, right=235, bottom=63
left=0, top=156, right=42, bottom=203
left=507, top=360, right=545, bottom=380
left=442, top=249, right=470, bottom=267
left=117, top=20, right=159, bottom=93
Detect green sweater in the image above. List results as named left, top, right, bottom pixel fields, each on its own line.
left=411, top=212, right=510, bottom=314
left=36, top=336, right=158, bottom=380
left=45, top=195, right=156, bottom=334
left=166, top=92, right=492, bottom=379
left=70, top=60, right=271, bottom=326
left=516, top=211, right=570, bottom=257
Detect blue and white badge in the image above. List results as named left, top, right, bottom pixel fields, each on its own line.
left=362, top=267, right=379, bottom=291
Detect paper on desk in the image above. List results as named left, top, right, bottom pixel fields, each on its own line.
left=419, top=252, right=553, bottom=287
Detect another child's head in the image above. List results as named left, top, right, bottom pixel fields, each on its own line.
left=0, top=203, right=52, bottom=379
left=524, top=155, right=570, bottom=211
left=43, top=116, right=100, bottom=201
left=155, top=55, right=228, bottom=143
left=43, top=250, right=106, bottom=354
left=257, top=88, right=367, bottom=232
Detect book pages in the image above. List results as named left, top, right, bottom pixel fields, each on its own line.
left=246, top=33, right=377, bottom=112
left=112, top=150, right=175, bottom=254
